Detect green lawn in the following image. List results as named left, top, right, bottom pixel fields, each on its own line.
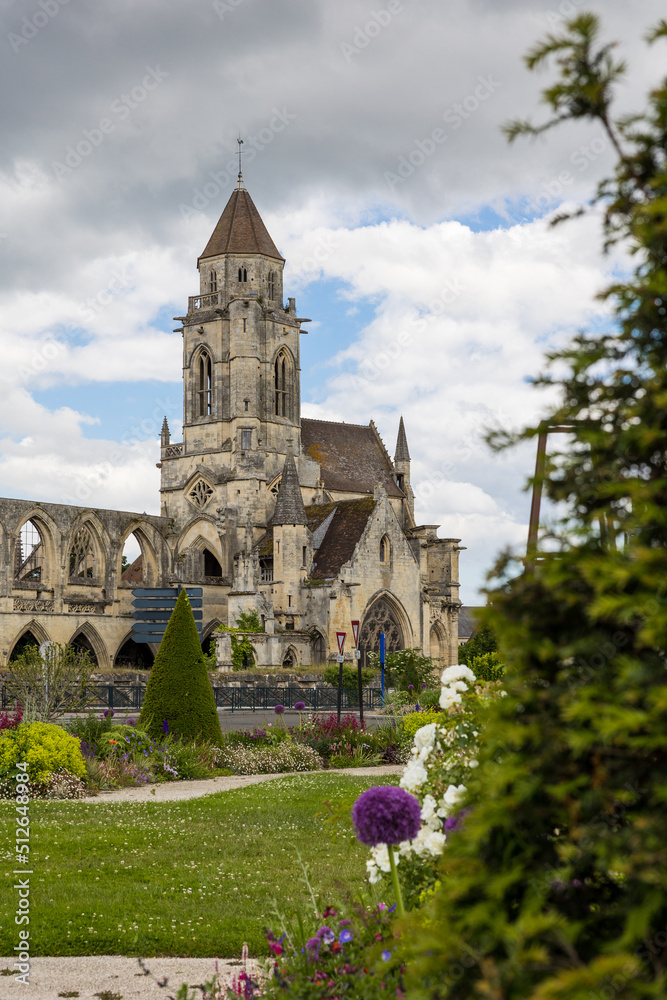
left=0, top=773, right=397, bottom=958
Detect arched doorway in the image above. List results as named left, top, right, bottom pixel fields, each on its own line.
left=9, top=630, right=41, bottom=661
left=114, top=637, right=154, bottom=671
left=70, top=631, right=99, bottom=668
left=359, top=596, right=405, bottom=664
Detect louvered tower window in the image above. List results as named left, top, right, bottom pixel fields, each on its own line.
left=198, top=351, right=212, bottom=416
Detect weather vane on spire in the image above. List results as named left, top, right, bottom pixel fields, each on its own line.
left=237, top=134, right=244, bottom=188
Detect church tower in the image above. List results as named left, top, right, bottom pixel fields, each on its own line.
left=159, top=173, right=316, bottom=549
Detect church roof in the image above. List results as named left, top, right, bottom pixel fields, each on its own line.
left=199, top=187, right=284, bottom=263
left=394, top=416, right=411, bottom=462
left=458, top=606, right=483, bottom=640
left=255, top=496, right=378, bottom=579
left=301, top=418, right=403, bottom=498
left=305, top=498, right=377, bottom=579
left=271, top=452, right=307, bottom=526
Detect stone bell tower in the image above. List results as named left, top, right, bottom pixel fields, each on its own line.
left=159, top=171, right=314, bottom=541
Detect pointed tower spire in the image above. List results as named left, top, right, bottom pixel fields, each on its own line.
left=394, top=416, right=410, bottom=462
left=272, top=453, right=307, bottom=526
left=161, top=416, right=170, bottom=448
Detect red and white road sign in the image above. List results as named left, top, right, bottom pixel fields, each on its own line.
left=351, top=620, right=360, bottom=647
left=336, top=631, right=346, bottom=655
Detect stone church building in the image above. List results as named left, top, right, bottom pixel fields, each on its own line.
left=0, top=179, right=463, bottom=671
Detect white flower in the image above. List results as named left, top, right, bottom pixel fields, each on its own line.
left=413, top=723, right=438, bottom=752
left=422, top=830, right=447, bottom=857
left=441, top=664, right=475, bottom=685
left=450, top=680, right=469, bottom=692
left=468, top=759, right=479, bottom=768
left=366, top=859, right=382, bottom=884
left=370, top=843, right=392, bottom=873
left=400, top=759, right=428, bottom=792
left=439, top=687, right=462, bottom=710
left=421, top=794, right=438, bottom=823
left=441, top=783, right=467, bottom=812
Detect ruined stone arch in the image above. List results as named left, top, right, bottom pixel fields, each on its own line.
left=118, top=522, right=159, bottom=588
left=309, top=627, right=326, bottom=664
left=175, top=520, right=225, bottom=583
left=359, top=591, right=412, bottom=662
left=69, top=621, right=107, bottom=669
left=201, top=619, right=222, bottom=660
left=429, top=620, right=447, bottom=661
left=282, top=644, right=299, bottom=669
left=113, top=629, right=155, bottom=670
left=8, top=620, right=51, bottom=660
left=67, top=514, right=108, bottom=585
left=13, top=508, right=59, bottom=589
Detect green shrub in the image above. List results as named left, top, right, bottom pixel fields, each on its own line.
left=398, top=708, right=443, bottom=745
left=216, top=610, right=263, bottom=670
left=458, top=623, right=497, bottom=667
left=470, top=651, right=506, bottom=682
left=139, top=591, right=222, bottom=742
left=369, top=648, right=438, bottom=691
left=64, top=710, right=113, bottom=753
left=322, top=663, right=376, bottom=692
left=0, top=722, right=86, bottom=785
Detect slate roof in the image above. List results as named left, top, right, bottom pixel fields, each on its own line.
left=199, top=187, right=284, bottom=262
left=306, top=498, right=377, bottom=579
left=301, top=418, right=403, bottom=498
left=272, top=453, right=307, bottom=526
left=458, top=606, right=483, bottom=640
left=254, top=497, right=377, bottom=579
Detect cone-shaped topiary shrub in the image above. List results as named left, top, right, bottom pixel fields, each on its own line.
left=139, top=590, right=222, bottom=742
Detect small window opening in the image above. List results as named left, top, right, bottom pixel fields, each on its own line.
left=241, top=428, right=252, bottom=450
left=197, top=351, right=212, bottom=416
left=288, top=595, right=292, bottom=607
left=380, top=535, right=390, bottom=564
left=302, top=545, right=307, bottom=566
left=237, top=267, right=247, bottom=283
left=244, top=399, right=249, bottom=411
left=243, top=318, right=247, bottom=332
left=208, top=270, right=217, bottom=292
left=268, top=271, right=276, bottom=299
left=396, top=473, right=404, bottom=490
left=203, top=548, right=223, bottom=577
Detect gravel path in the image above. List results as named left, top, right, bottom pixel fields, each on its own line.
left=76, top=764, right=404, bottom=804
left=0, top=766, right=403, bottom=997
left=0, top=955, right=260, bottom=999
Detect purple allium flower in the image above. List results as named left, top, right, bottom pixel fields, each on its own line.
left=408, top=684, right=414, bottom=691
left=162, top=719, right=169, bottom=733
left=294, top=701, right=306, bottom=711
left=316, top=926, right=335, bottom=945
left=103, top=708, right=115, bottom=718
left=421, top=683, right=427, bottom=689
left=306, top=937, right=320, bottom=953
left=352, top=786, right=421, bottom=847
left=274, top=704, right=285, bottom=715
left=127, top=718, right=136, bottom=726
left=444, top=807, right=471, bottom=833
left=339, top=929, right=353, bottom=944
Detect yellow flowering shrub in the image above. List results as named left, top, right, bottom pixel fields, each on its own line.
left=399, top=709, right=444, bottom=744
left=0, top=722, right=86, bottom=785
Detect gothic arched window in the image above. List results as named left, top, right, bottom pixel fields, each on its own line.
left=197, top=351, right=212, bottom=417
left=274, top=349, right=293, bottom=419
left=380, top=535, right=390, bottom=564
left=268, top=271, right=276, bottom=300
left=238, top=267, right=247, bottom=283
left=208, top=269, right=217, bottom=292
left=15, top=519, right=43, bottom=582
left=69, top=527, right=97, bottom=580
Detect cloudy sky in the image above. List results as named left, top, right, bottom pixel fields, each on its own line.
left=1, top=0, right=664, bottom=602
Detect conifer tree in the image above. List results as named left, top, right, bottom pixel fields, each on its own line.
left=139, top=590, right=222, bottom=742
left=406, top=15, right=667, bottom=1000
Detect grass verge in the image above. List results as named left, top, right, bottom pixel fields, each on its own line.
left=0, top=773, right=397, bottom=958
